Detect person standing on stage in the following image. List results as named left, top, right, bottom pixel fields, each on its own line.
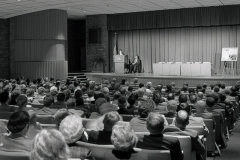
left=119, top=49, right=124, bottom=55
left=130, top=55, right=140, bottom=73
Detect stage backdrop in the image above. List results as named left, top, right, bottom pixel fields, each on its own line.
left=110, top=25, right=240, bottom=73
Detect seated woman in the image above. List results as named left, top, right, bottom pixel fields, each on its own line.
left=31, top=129, right=70, bottom=160
left=130, top=55, right=141, bottom=73
left=104, top=121, right=148, bottom=160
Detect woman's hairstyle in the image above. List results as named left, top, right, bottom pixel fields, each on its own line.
left=111, top=121, right=137, bottom=152
left=16, top=95, right=28, bottom=107
left=59, top=115, right=84, bottom=144
left=53, top=109, right=71, bottom=127
left=7, top=111, right=29, bottom=133
left=37, top=87, right=45, bottom=95
left=30, top=129, right=69, bottom=160
left=26, top=88, right=35, bottom=97
left=138, top=99, right=155, bottom=118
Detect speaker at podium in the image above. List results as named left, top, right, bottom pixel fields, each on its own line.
left=114, top=55, right=128, bottom=74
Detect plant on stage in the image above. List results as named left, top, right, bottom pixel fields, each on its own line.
left=92, top=56, right=107, bottom=72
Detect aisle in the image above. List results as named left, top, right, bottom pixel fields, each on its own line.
left=215, top=121, right=240, bottom=160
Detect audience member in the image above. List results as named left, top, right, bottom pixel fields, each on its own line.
left=51, top=93, right=66, bottom=109
left=0, top=91, right=14, bottom=112
left=0, top=111, right=32, bottom=152
left=88, top=111, right=121, bottom=144
left=104, top=121, right=148, bottom=160
left=164, top=100, right=178, bottom=118
left=59, top=115, right=95, bottom=160
left=193, top=100, right=213, bottom=119
left=34, top=95, right=56, bottom=115
left=30, top=129, right=70, bottom=160
left=53, top=109, right=71, bottom=127
left=89, top=98, right=107, bottom=119
left=117, top=97, right=132, bottom=115
left=130, top=99, right=167, bottom=132
left=9, top=90, right=20, bottom=105
left=17, top=95, right=32, bottom=112
left=164, top=110, right=205, bottom=160
left=136, top=112, right=183, bottom=160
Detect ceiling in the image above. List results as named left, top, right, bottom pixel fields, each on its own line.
left=0, top=0, right=240, bottom=19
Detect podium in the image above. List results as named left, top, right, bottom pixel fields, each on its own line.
left=114, top=55, right=128, bottom=74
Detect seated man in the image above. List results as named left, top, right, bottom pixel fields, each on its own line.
left=136, top=112, right=183, bottom=160
left=59, top=115, right=95, bottom=160
left=130, top=55, right=141, bottom=73
left=88, top=111, right=121, bottom=144
left=104, top=121, right=148, bottom=160
left=117, top=97, right=133, bottom=115
left=0, top=111, right=32, bottom=152
left=130, top=99, right=168, bottom=132
left=34, top=95, right=56, bottom=115
left=50, top=93, right=66, bottom=109
left=164, top=110, right=205, bottom=160
left=164, top=100, right=178, bottom=118
left=193, top=100, right=213, bottom=119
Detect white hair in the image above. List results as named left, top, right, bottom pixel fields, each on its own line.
left=59, top=115, right=84, bottom=144
left=30, top=129, right=69, bottom=160
left=146, top=82, right=152, bottom=89
left=111, top=121, right=137, bottom=151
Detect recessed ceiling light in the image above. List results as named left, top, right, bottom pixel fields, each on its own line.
left=17, top=0, right=21, bottom=1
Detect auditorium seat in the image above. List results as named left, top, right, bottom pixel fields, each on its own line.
left=31, top=104, right=44, bottom=109
left=76, top=141, right=171, bottom=160
left=40, top=123, right=58, bottom=129
left=135, top=132, right=195, bottom=160
left=0, top=150, right=30, bottom=160
left=36, top=115, right=55, bottom=124
left=0, top=112, right=12, bottom=120
left=203, top=119, right=215, bottom=156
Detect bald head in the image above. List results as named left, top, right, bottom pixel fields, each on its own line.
left=195, top=100, right=206, bottom=113
left=176, top=110, right=189, bottom=128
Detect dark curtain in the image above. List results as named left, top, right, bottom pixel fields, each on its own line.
left=109, top=26, right=240, bottom=73
left=108, top=5, right=240, bottom=31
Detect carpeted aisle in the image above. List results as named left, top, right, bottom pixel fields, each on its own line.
left=215, top=121, right=240, bottom=160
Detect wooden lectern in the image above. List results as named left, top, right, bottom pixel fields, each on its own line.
left=114, top=55, right=128, bottom=74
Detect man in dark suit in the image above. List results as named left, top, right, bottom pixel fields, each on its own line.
left=136, top=112, right=183, bottom=160
left=50, top=93, right=66, bottom=109
left=164, top=110, right=205, bottom=160
left=34, top=95, right=57, bottom=115
left=117, top=97, right=133, bottom=115
left=88, top=112, right=121, bottom=144
left=130, top=55, right=141, bottom=73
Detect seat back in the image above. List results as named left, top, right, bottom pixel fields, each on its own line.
left=121, top=114, right=133, bottom=121
left=186, top=126, right=204, bottom=136
left=76, top=141, right=114, bottom=160
left=36, top=115, right=54, bottom=124
left=40, top=123, right=58, bottom=129
left=31, top=104, right=44, bottom=109
left=134, top=148, right=171, bottom=160
left=0, top=112, right=12, bottom=120
left=0, top=150, right=30, bottom=160
left=164, top=135, right=193, bottom=160
left=203, top=119, right=215, bottom=153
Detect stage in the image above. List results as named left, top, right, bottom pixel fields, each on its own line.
left=84, top=72, right=240, bottom=87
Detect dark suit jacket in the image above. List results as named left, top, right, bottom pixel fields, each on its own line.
left=136, top=134, right=183, bottom=160
left=163, top=125, right=205, bottom=160
left=88, top=130, right=112, bottom=145
left=118, top=108, right=133, bottom=115
left=104, top=149, right=148, bottom=160
left=68, top=143, right=95, bottom=160
left=164, top=112, right=177, bottom=118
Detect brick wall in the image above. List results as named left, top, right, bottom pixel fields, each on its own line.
left=86, top=14, right=109, bottom=72
left=0, top=19, right=10, bottom=79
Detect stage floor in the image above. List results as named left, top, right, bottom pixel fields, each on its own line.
left=84, top=72, right=240, bottom=87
